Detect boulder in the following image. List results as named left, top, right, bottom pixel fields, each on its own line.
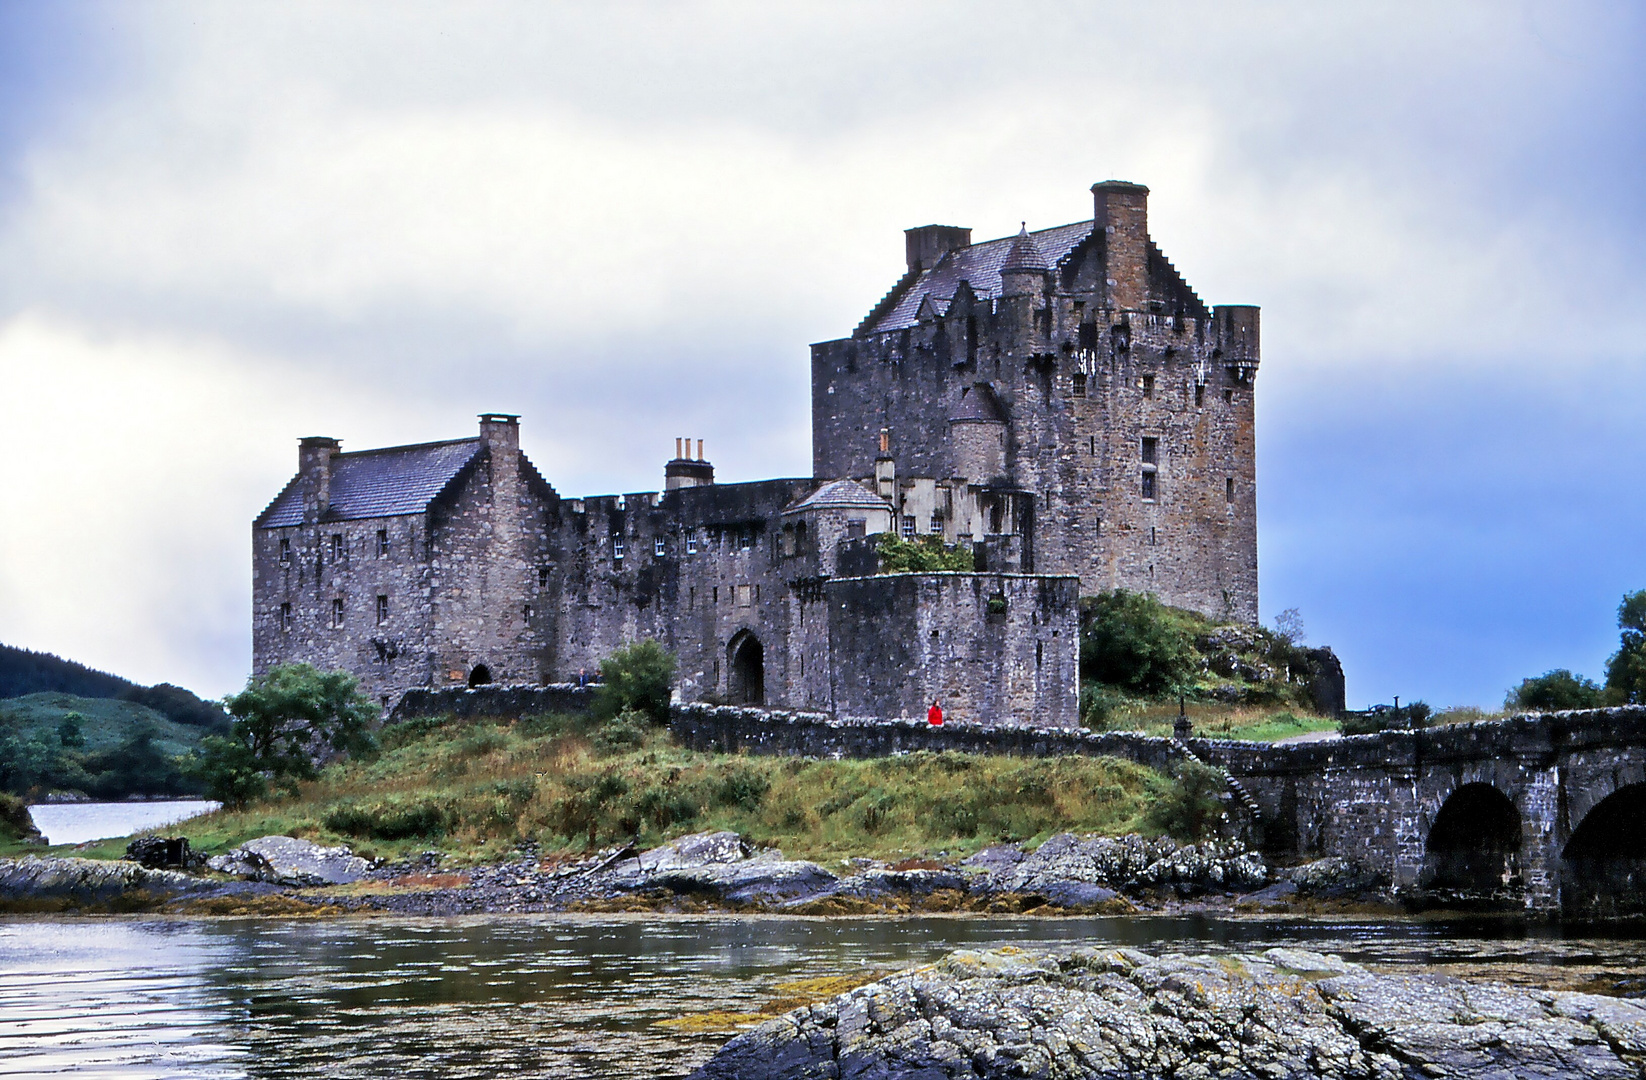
left=650, top=850, right=838, bottom=904
left=1290, top=856, right=1386, bottom=899
left=0, top=856, right=209, bottom=906
left=125, top=836, right=198, bottom=869
left=207, top=835, right=371, bottom=886
left=690, top=946, right=1646, bottom=1080
left=978, top=831, right=1267, bottom=897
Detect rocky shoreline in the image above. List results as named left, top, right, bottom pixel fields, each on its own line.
left=690, top=945, right=1646, bottom=1079
left=0, top=829, right=1394, bottom=917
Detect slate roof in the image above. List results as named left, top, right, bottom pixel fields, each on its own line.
left=863, top=219, right=1209, bottom=335
left=866, top=220, right=1092, bottom=334
left=783, top=479, right=890, bottom=514
left=949, top=383, right=1007, bottom=423
left=256, top=438, right=484, bottom=528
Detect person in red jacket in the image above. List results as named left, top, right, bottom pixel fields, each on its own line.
left=927, top=700, right=944, bottom=727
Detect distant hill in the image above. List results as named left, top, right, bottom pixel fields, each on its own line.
left=0, top=644, right=133, bottom=700
left=0, top=643, right=227, bottom=734
left=0, top=693, right=208, bottom=799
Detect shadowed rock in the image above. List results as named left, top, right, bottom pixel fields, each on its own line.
left=208, top=836, right=371, bottom=886
left=690, top=946, right=1646, bottom=1079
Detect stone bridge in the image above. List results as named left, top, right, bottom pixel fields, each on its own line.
left=1199, top=706, right=1646, bottom=915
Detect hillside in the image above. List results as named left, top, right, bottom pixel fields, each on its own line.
left=0, top=693, right=209, bottom=800
left=0, top=643, right=133, bottom=699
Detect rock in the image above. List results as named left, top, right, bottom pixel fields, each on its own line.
left=0, top=856, right=211, bottom=906
left=1290, top=856, right=1386, bottom=899
left=979, top=831, right=1267, bottom=897
left=651, top=850, right=838, bottom=904
left=1238, top=879, right=1298, bottom=903
left=690, top=945, right=1646, bottom=1080
left=833, top=867, right=969, bottom=899
left=207, top=835, right=371, bottom=886
left=960, top=844, right=1024, bottom=874
left=1033, top=880, right=1119, bottom=908
left=125, top=836, right=198, bottom=869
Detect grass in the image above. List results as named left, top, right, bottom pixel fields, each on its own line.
left=20, top=712, right=1171, bottom=866
left=1090, top=700, right=1339, bottom=742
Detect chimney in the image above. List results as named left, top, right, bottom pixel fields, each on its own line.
left=666, top=437, right=715, bottom=489
left=874, top=429, right=896, bottom=501
left=297, top=436, right=340, bottom=523
left=904, top=225, right=972, bottom=273
left=478, top=414, right=521, bottom=534
left=1092, top=180, right=1150, bottom=312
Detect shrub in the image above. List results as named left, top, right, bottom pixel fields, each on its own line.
left=593, top=641, right=677, bottom=723
left=1079, top=684, right=1135, bottom=729
left=592, top=710, right=649, bottom=754
left=1605, top=590, right=1646, bottom=706
left=1340, top=700, right=1433, bottom=736
left=1508, top=669, right=1603, bottom=712
left=324, top=798, right=450, bottom=840
left=1080, top=590, right=1198, bottom=696
left=875, top=533, right=974, bottom=573
left=0, top=791, right=39, bottom=842
left=56, top=713, right=85, bottom=748
left=715, top=766, right=771, bottom=810
left=1146, top=758, right=1226, bottom=842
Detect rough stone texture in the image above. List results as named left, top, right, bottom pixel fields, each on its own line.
left=691, top=946, right=1646, bottom=1080
left=812, top=183, right=1260, bottom=623
left=255, top=183, right=1258, bottom=727
left=207, top=835, right=371, bottom=886
left=0, top=855, right=211, bottom=904
left=389, top=683, right=597, bottom=723
left=975, top=833, right=1267, bottom=898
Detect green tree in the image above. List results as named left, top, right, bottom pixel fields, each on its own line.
left=1147, top=758, right=1227, bottom=842
left=1605, top=590, right=1646, bottom=705
left=1509, top=669, right=1603, bottom=712
left=1079, top=590, right=1198, bottom=696
left=56, top=712, right=85, bottom=748
left=195, top=664, right=378, bottom=804
left=593, top=640, right=677, bottom=723
left=875, top=533, right=975, bottom=573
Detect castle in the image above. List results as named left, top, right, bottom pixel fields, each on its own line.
left=252, top=181, right=1260, bottom=726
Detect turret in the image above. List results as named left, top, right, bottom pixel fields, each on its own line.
left=998, top=223, right=1049, bottom=301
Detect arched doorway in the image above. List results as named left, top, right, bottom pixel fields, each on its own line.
left=1562, top=783, right=1646, bottom=917
left=1420, top=783, right=1522, bottom=908
left=468, top=664, right=492, bottom=687
left=727, top=632, right=764, bottom=706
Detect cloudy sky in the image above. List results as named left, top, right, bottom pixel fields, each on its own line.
left=0, top=1, right=1641, bottom=707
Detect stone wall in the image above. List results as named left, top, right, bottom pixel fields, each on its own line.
left=388, top=683, right=597, bottom=723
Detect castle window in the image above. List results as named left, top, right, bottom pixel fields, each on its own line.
left=538, top=566, right=549, bottom=588
left=613, top=537, right=625, bottom=560
left=901, top=515, right=916, bottom=538
left=279, top=538, right=291, bottom=565
left=845, top=519, right=866, bottom=539
left=1089, top=435, right=1096, bottom=456
left=1072, top=372, right=1087, bottom=397
left=736, top=584, right=753, bottom=608
left=686, top=530, right=698, bottom=554
left=330, top=534, right=344, bottom=562
left=930, top=513, right=943, bottom=534
left=1141, top=375, right=1155, bottom=398
left=1150, top=526, right=1158, bottom=546
left=713, top=586, right=719, bottom=604
left=654, top=538, right=666, bottom=557
left=375, top=595, right=388, bottom=624
left=331, top=598, right=344, bottom=628
left=1141, top=437, right=1159, bottom=501
left=1195, top=383, right=1204, bottom=407
left=376, top=529, right=389, bottom=557
left=280, top=602, right=291, bottom=631
left=1095, top=517, right=1102, bottom=536
left=1226, top=477, right=1235, bottom=503
left=1224, top=388, right=1235, bottom=404
left=1141, top=437, right=1158, bottom=465
left=1141, top=471, right=1157, bottom=500
left=738, top=530, right=753, bottom=552
left=523, top=603, right=532, bottom=623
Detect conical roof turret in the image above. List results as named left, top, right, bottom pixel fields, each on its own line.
left=1000, top=222, right=1048, bottom=273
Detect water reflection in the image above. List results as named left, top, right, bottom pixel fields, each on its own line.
left=1, top=914, right=1644, bottom=1079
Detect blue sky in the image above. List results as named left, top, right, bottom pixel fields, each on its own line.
left=0, top=1, right=1641, bottom=706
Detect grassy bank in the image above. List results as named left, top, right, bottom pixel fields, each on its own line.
left=27, top=712, right=1172, bottom=865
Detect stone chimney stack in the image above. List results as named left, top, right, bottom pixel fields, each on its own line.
left=904, top=225, right=972, bottom=273
left=297, top=436, right=340, bottom=524
left=478, top=413, right=521, bottom=534
left=665, top=437, right=715, bottom=489
left=1092, top=180, right=1150, bottom=312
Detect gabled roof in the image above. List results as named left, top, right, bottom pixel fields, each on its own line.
left=949, top=383, right=1007, bottom=423
left=256, top=438, right=484, bottom=528
left=783, top=479, right=891, bottom=514
left=866, top=220, right=1093, bottom=334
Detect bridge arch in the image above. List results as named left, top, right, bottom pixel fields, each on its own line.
left=1419, top=782, right=1523, bottom=907
left=1562, top=782, right=1646, bottom=917
left=727, top=631, right=764, bottom=706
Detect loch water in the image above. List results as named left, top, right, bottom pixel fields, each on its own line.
left=3, top=914, right=1645, bottom=1078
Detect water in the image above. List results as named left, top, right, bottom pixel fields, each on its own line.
left=27, top=801, right=220, bottom=846
left=2, top=914, right=1644, bottom=1078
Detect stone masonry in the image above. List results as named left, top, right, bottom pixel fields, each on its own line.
left=254, top=180, right=1250, bottom=726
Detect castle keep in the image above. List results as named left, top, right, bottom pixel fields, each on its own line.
left=253, top=181, right=1260, bottom=726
